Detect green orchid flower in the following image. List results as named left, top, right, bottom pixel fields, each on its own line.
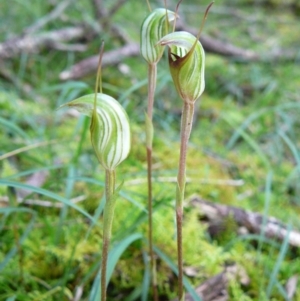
left=60, top=93, right=130, bottom=171
left=158, top=31, right=205, bottom=103
left=140, top=8, right=176, bottom=64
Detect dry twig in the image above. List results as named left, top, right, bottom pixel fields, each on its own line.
left=24, top=0, right=75, bottom=34
left=176, top=20, right=258, bottom=60
left=59, top=42, right=139, bottom=80
left=92, top=0, right=107, bottom=19
left=172, top=264, right=249, bottom=301
left=0, top=195, right=86, bottom=208
left=285, top=275, right=298, bottom=299
left=58, top=17, right=298, bottom=80
left=191, top=196, right=300, bottom=248
left=125, top=177, right=244, bottom=187
left=108, top=0, right=128, bottom=16
left=0, top=4, right=298, bottom=80
left=91, top=0, right=129, bottom=42
left=0, top=27, right=88, bottom=59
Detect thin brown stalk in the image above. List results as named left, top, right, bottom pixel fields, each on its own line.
left=176, top=101, right=194, bottom=301
left=146, top=62, right=158, bottom=301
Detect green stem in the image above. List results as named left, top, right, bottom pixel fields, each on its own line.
left=101, top=169, right=116, bottom=301
left=176, top=102, right=194, bottom=301
left=147, top=63, right=156, bottom=121
left=146, top=62, right=158, bottom=301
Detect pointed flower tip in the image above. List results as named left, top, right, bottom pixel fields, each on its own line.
left=62, top=93, right=131, bottom=170
left=140, top=8, right=176, bottom=64
left=56, top=102, right=69, bottom=111
left=158, top=31, right=205, bottom=103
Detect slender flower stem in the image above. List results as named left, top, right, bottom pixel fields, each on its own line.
left=146, top=62, right=158, bottom=301
left=147, top=63, right=157, bottom=120
left=101, top=169, right=116, bottom=301
left=176, top=101, right=194, bottom=301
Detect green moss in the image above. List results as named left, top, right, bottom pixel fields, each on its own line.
left=0, top=1, right=299, bottom=300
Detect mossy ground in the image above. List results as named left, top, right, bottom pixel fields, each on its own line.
left=1, top=0, right=300, bottom=300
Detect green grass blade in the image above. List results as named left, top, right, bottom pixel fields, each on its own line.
left=0, top=207, right=36, bottom=215
left=258, top=171, right=273, bottom=252
left=71, top=176, right=106, bottom=240
left=56, top=165, right=76, bottom=243
left=89, top=269, right=101, bottom=301
left=226, top=107, right=269, bottom=149
left=275, top=280, right=290, bottom=301
left=223, top=114, right=271, bottom=169
left=224, top=233, right=279, bottom=251
left=0, top=116, right=29, bottom=140
left=85, top=194, right=106, bottom=240
left=4, top=164, right=64, bottom=180
left=107, top=233, right=143, bottom=285
left=118, top=78, right=148, bottom=103
left=278, top=131, right=300, bottom=166
left=154, top=246, right=202, bottom=301
left=258, top=171, right=273, bottom=298
left=89, top=233, right=143, bottom=301
left=114, top=210, right=147, bottom=242
left=73, top=177, right=145, bottom=241
left=124, top=286, right=142, bottom=301
left=227, top=102, right=300, bottom=149
left=266, top=224, right=291, bottom=297
left=45, top=81, right=89, bottom=107
left=0, top=211, right=9, bottom=232
left=72, top=176, right=105, bottom=187
left=0, top=180, right=96, bottom=223
left=75, top=176, right=146, bottom=211
left=141, top=250, right=150, bottom=301
left=0, top=207, right=36, bottom=272
left=119, top=190, right=147, bottom=212
left=72, top=115, right=90, bottom=165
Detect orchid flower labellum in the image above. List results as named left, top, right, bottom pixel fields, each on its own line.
left=158, top=31, right=205, bottom=103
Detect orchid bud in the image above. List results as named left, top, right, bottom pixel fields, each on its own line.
left=158, top=31, right=205, bottom=103
left=140, top=8, right=176, bottom=64
left=61, top=94, right=131, bottom=171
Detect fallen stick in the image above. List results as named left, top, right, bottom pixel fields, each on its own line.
left=58, top=34, right=258, bottom=80
left=24, top=0, right=75, bottom=34
left=190, top=196, right=300, bottom=248
left=172, top=264, right=249, bottom=301
left=0, top=22, right=297, bottom=80
left=59, top=42, right=140, bottom=80
left=0, top=195, right=86, bottom=208
left=125, top=177, right=244, bottom=187
left=176, top=20, right=258, bottom=61
left=58, top=30, right=298, bottom=80
left=0, top=27, right=88, bottom=59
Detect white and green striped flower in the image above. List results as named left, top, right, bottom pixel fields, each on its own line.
left=158, top=31, right=205, bottom=103
left=61, top=94, right=131, bottom=170
left=140, top=8, right=176, bottom=64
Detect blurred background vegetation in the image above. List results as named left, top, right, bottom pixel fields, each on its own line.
left=0, top=0, right=300, bottom=300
